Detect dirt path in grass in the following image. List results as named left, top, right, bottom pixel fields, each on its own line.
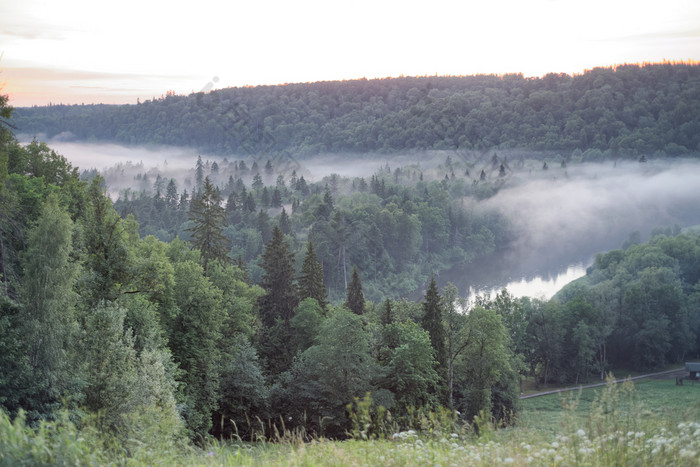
left=520, top=367, right=687, bottom=399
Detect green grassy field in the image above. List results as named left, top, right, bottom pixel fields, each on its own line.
left=193, top=378, right=700, bottom=466
left=2, top=377, right=699, bottom=466
left=518, top=378, right=700, bottom=434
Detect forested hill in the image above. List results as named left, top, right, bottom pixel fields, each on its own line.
left=13, top=63, right=700, bottom=157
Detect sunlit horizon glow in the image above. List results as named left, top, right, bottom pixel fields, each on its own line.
left=2, top=0, right=699, bottom=107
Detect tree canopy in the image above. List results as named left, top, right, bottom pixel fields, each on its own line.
left=13, top=63, right=700, bottom=157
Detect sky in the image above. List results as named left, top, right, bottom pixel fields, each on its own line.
left=1, top=0, right=699, bottom=107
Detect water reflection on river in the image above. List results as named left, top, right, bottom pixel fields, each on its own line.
left=466, top=262, right=588, bottom=303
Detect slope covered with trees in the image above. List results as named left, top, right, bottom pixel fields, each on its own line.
left=13, top=63, right=700, bottom=158
left=1, top=96, right=523, bottom=445
left=552, top=229, right=700, bottom=375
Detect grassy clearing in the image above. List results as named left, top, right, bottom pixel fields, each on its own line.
left=2, top=377, right=699, bottom=466
left=518, top=378, right=700, bottom=434
left=185, top=377, right=700, bottom=466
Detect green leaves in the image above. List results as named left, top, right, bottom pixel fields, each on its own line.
left=381, top=320, right=439, bottom=411
left=169, top=260, right=225, bottom=437
left=18, top=195, right=80, bottom=421
left=453, top=305, right=513, bottom=421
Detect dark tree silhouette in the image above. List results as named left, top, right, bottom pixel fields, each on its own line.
left=345, top=267, right=365, bottom=315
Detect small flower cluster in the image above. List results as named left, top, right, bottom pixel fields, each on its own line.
left=391, top=430, right=417, bottom=440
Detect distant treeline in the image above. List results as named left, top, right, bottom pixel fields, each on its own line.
left=13, top=63, right=700, bottom=157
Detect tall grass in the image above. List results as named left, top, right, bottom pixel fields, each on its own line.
left=2, top=377, right=698, bottom=465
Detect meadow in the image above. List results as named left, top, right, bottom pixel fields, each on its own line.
left=2, top=376, right=698, bottom=466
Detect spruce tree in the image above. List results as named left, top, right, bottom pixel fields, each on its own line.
left=298, top=240, right=327, bottom=310
left=256, top=210, right=272, bottom=243
left=421, top=276, right=447, bottom=383
left=345, top=266, right=365, bottom=315
left=165, top=178, right=178, bottom=207
left=187, top=176, right=229, bottom=274
left=381, top=298, right=393, bottom=326
left=271, top=187, right=282, bottom=207
left=82, top=177, right=130, bottom=306
left=258, top=226, right=298, bottom=327
left=278, top=207, right=292, bottom=235
left=225, top=191, right=239, bottom=223
left=244, top=192, right=256, bottom=212
left=258, top=225, right=298, bottom=375
left=194, top=156, right=204, bottom=194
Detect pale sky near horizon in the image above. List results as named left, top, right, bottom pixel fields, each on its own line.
left=1, top=0, right=699, bottom=107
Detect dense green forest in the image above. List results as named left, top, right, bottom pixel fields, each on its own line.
left=109, top=151, right=511, bottom=302
left=13, top=63, right=700, bottom=158
left=2, top=70, right=700, bottom=458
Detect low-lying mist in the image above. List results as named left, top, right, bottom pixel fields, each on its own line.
left=479, top=159, right=700, bottom=264
left=44, top=141, right=410, bottom=198
left=448, top=158, right=700, bottom=299
left=45, top=140, right=700, bottom=298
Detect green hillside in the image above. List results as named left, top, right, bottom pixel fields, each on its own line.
left=13, top=63, right=700, bottom=158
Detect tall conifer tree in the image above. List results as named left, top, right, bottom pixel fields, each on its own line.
left=421, top=276, right=447, bottom=395
left=82, top=177, right=130, bottom=306
left=381, top=298, right=394, bottom=326
left=258, top=225, right=298, bottom=327
left=345, top=266, right=365, bottom=315
left=258, top=225, right=298, bottom=375
left=298, top=240, right=327, bottom=310
left=278, top=207, right=292, bottom=235
left=194, top=155, right=204, bottom=194
left=187, top=176, right=229, bottom=274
